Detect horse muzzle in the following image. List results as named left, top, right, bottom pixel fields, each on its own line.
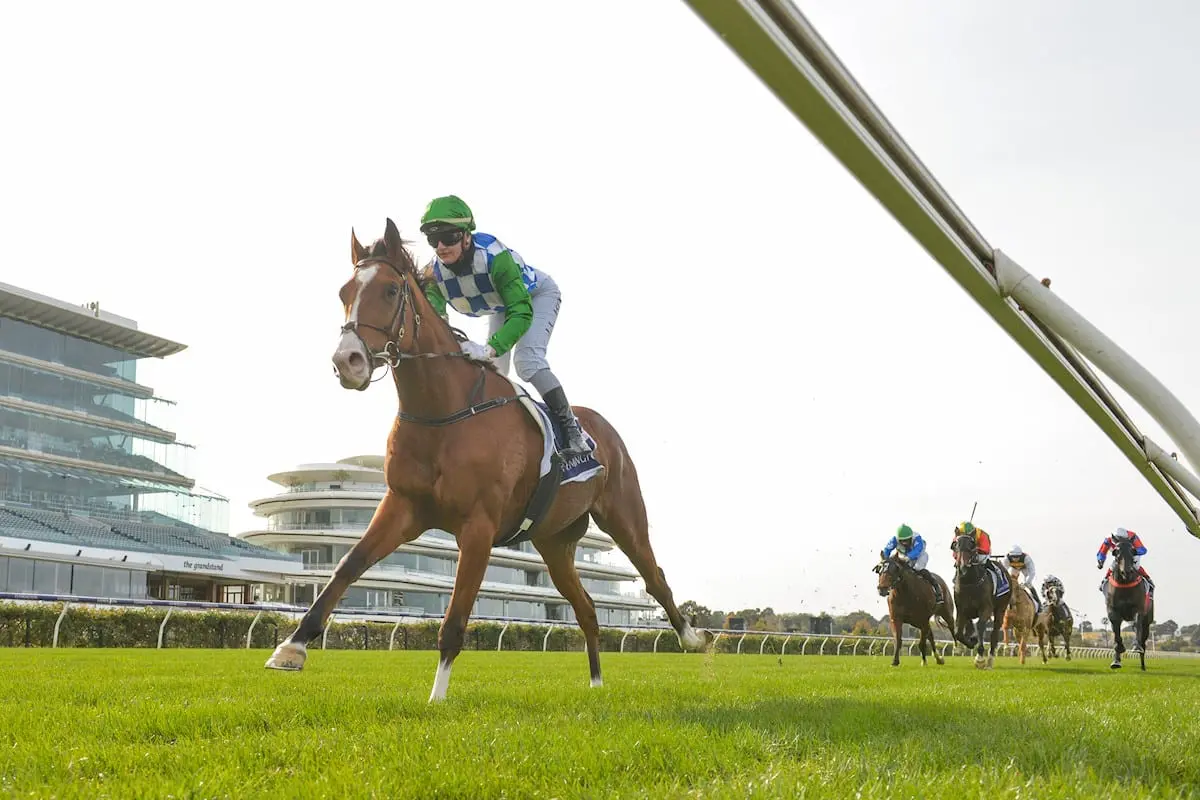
left=332, top=332, right=373, bottom=391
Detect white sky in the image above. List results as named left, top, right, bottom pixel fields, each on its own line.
left=3, top=1, right=1199, bottom=626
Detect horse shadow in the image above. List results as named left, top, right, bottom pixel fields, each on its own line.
left=670, top=692, right=1186, bottom=785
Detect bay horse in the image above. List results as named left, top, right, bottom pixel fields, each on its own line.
left=951, top=534, right=1010, bottom=669
left=874, top=554, right=954, bottom=667
left=1001, top=569, right=1046, bottom=665
left=1037, top=580, right=1073, bottom=660
left=265, top=219, right=709, bottom=699
left=1104, top=538, right=1153, bottom=671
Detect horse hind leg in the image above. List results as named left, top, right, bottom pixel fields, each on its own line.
left=534, top=516, right=603, bottom=687
left=589, top=464, right=707, bottom=652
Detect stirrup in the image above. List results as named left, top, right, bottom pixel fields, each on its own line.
left=561, top=432, right=592, bottom=457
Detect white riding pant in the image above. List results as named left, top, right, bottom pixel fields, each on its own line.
left=489, top=274, right=562, bottom=395
left=907, top=551, right=929, bottom=571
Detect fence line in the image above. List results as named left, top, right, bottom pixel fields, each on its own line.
left=1, top=591, right=1194, bottom=659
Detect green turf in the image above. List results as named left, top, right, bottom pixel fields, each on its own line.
left=1, top=649, right=1197, bottom=799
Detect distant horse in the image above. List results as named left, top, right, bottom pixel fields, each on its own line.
left=952, top=534, right=1010, bottom=669
left=265, top=220, right=709, bottom=699
left=1104, top=538, right=1153, bottom=671
left=1037, top=579, right=1073, bottom=660
left=1001, top=569, right=1046, bottom=665
left=875, top=553, right=954, bottom=667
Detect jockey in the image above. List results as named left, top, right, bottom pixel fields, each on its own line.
left=883, top=524, right=928, bottom=570
left=418, top=195, right=591, bottom=456
left=882, top=524, right=941, bottom=602
left=1005, top=545, right=1042, bottom=612
left=952, top=521, right=992, bottom=564
left=1096, top=526, right=1154, bottom=594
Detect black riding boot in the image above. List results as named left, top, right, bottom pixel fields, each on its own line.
left=1029, top=585, right=1042, bottom=614
left=543, top=386, right=591, bottom=457
left=918, top=569, right=942, bottom=604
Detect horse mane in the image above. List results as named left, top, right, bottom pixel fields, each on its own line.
left=368, top=234, right=498, bottom=372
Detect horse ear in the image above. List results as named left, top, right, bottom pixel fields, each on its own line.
left=351, top=228, right=367, bottom=265
left=384, top=218, right=403, bottom=254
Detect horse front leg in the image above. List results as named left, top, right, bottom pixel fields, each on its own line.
left=430, top=515, right=496, bottom=703
left=1137, top=612, right=1150, bottom=672
left=266, top=492, right=418, bottom=671
left=974, top=617, right=988, bottom=669
left=985, top=612, right=1003, bottom=670
left=890, top=616, right=903, bottom=667
left=1109, top=613, right=1126, bottom=670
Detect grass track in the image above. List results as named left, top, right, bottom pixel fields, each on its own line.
left=1, top=649, right=1198, bottom=799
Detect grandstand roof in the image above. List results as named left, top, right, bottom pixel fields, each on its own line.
left=0, top=281, right=186, bottom=359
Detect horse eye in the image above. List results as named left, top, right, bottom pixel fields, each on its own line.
left=386, top=284, right=399, bottom=299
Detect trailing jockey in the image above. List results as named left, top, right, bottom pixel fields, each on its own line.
left=1096, top=526, right=1155, bottom=595
left=418, top=195, right=591, bottom=457
left=882, top=524, right=943, bottom=604
left=1005, top=545, right=1041, bottom=612
left=1041, top=574, right=1071, bottom=623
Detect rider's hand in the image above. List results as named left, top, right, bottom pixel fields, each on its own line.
left=460, top=341, right=496, bottom=362
left=1096, top=561, right=1104, bottom=570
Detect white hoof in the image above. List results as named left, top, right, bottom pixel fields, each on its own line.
left=590, top=676, right=604, bottom=688
left=986, top=655, right=995, bottom=670
left=679, top=623, right=707, bottom=652
left=265, top=641, right=307, bottom=671
left=428, top=659, right=452, bottom=703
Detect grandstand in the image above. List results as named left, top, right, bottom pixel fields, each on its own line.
left=0, top=281, right=297, bottom=604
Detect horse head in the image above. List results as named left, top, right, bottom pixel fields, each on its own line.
left=332, top=219, right=460, bottom=391
left=1043, top=581, right=1064, bottom=607
left=1112, top=538, right=1140, bottom=586
left=876, top=555, right=904, bottom=597
left=953, top=534, right=977, bottom=576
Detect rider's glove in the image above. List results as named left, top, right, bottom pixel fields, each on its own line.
left=460, top=341, right=496, bottom=362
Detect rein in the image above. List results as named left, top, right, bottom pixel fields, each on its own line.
left=343, top=256, right=519, bottom=426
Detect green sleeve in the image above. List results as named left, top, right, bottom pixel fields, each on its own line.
left=487, top=251, right=533, bottom=356
left=423, top=278, right=448, bottom=318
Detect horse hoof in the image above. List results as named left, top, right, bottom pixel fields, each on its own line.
left=1110, top=661, right=1122, bottom=670
left=1065, top=654, right=1072, bottom=662
left=265, top=641, right=307, bottom=671
left=590, top=676, right=604, bottom=688
left=678, top=624, right=710, bottom=652
left=935, top=657, right=945, bottom=666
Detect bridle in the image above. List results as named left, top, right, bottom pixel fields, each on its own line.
left=339, top=255, right=519, bottom=426
left=340, top=256, right=426, bottom=371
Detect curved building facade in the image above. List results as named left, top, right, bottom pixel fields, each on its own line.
left=240, top=456, right=661, bottom=626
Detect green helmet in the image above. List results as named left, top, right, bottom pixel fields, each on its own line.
left=420, top=195, right=475, bottom=233
left=957, top=521, right=976, bottom=536
left=897, top=524, right=915, bottom=541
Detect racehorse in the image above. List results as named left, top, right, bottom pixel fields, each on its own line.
left=951, top=534, right=1010, bottom=669
left=1104, top=538, right=1153, bottom=671
left=875, top=553, right=954, bottom=667
left=1037, top=580, right=1073, bottom=660
left=265, top=220, right=710, bottom=699
left=1001, top=567, right=1046, bottom=665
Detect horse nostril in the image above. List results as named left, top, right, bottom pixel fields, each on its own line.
left=347, top=351, right=365, bottom=369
